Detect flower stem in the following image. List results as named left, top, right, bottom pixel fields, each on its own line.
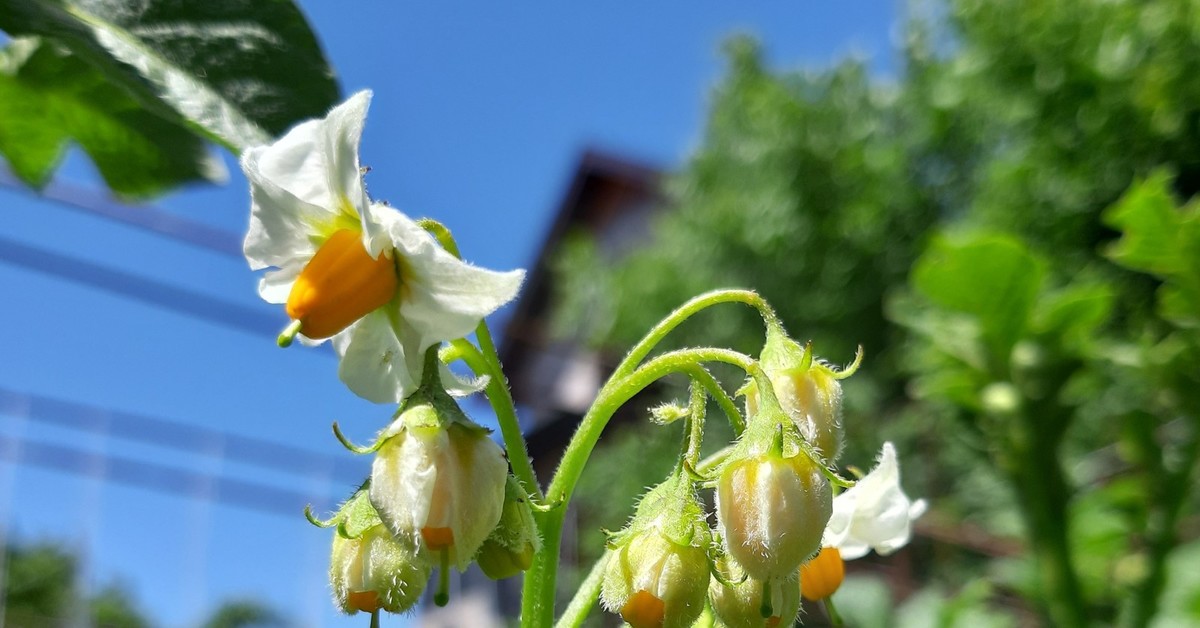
left=681, top=365, right=744, bottom=436
left=555, top=551, right=610, bottom=628
left=451, top=338, right=543, bottom=503
left=685, top=382, right=707, bottom=469
left=522, top=346, right=756, bottom=626
left=419, top=219, right=543, bottom=503
left=612, top=289, right=778, bottom=381
left=824, top=596, right=844, bottom=626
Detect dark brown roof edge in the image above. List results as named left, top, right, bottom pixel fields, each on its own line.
left=498, top=148, right=663, bottom=366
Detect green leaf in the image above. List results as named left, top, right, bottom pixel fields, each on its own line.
left=1103, top=172, right=1200, bottom=326
left=1102, top=171, right=1187, bottom=276
left=0, top=0, right=340, bottom=153
left=912, top=233, right=1046, bottom=367
left=1031, top=282, right=1114, bottom=352
left=0, top=37, right=223, bottom=197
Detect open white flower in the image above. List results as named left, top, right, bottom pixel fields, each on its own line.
left=821, top=442, right=927, bottom=560
left=241, top=90, right=524, bottom=403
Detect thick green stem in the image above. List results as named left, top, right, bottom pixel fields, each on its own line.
left=521, top=347, right=756, bottom=626
left=1003, top=416, right=1089, bottom=628
left=523, top=506, right=566, bottom=628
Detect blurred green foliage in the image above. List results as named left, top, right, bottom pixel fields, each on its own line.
left=2, top=541, right=284, bottom=627
left=555, top=0, right=1200, bottom=625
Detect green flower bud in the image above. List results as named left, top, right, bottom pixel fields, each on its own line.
left=709, top=559, right=801, bottom=628
left=601, top=474, right=712, bottom=628
left=326, top=491, right=431, bottom=615
left=747, top=327, right=856, bottom=463
left=475, top=475, right=541, bottom=580
left=716, top=388, right=833, bottom=582
left=370, top=388, right=508, bottom=571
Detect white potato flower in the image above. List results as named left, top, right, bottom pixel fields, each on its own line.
left=241, top=90, right=524, bottom=403
left=822, top=442, right=927, bottom=560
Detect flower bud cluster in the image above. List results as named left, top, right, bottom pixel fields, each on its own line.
left=310, top=351, right=531, bottom=618
left=600, top=325, right=925, bottom=627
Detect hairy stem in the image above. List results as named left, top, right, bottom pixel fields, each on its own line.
left=522, top=347, right=756, bottom=626
left=450, top=339, right=543, bottom=502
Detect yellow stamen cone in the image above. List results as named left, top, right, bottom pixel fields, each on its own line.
left=800, top=547, right=845, bottom=601
left=285, top=229, right=397, bottom=340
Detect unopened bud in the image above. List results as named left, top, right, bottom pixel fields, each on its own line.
left=600, top=474, right=712, bottom=628
left=327, top=491, right=431, bottom=615
left=475, top=476, right=541, bottom=580
left=716, top=447, right=831, bottom=581
left=709, top=559, right=801, bottom=628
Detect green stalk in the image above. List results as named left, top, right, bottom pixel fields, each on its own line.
left=612, top=289, right=777, bottom=381
left=555, top=551, right=611, bottom=628
left=685, top=382, right=707, bottom=469
left=1120, top=413, right=1199, bottom=627
left=680, top=364, right=745, bottom=436
left=450, top=337, right=543, bottom=503
left=1001, top=410, right=1088, bottom=628
left=420, top=219, right=543, bottom=502
left=521, top=347, right=756, bottom=626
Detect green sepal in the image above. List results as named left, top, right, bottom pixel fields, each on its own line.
left=759, top=324, right=811, bottom=374
left=474, top=475, right=542, bottom=580
left=331, top=421, right=385, bottom=455
left=338, top=489, right=385, bottom=540
left=615, top=471, right=712, bottom=554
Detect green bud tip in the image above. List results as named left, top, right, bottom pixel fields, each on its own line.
left=277, top=319, right=302, bottom=348
left=435, top=549, right=451, bottom=607
left=760, top=579, right=773, bottom=618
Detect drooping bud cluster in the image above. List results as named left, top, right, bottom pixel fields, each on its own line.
left=305, top=349, right=529, bottom=616
left=240, top=80, right=924, bottom=628
left=597, top=323, right=923, bottom=627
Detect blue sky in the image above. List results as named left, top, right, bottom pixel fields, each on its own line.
left=0, top=3, right=896, bottom=626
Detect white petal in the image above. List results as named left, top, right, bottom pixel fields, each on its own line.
left=370, top=427, right=444, bottom=544
left=367, top=205, right=524, bottom=348
left=256, top=263, right=302, bottom=304
left=322, top=90, right=372, bottom=219
left=825, top=442, right=924, bottom=559
left=241, top=151, right=329, bottom=270
left=245, top=90, right=371, bottom=213
left=332, top=309, right=423, bottom=403
left=445, top=430, right=508, bottom=570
